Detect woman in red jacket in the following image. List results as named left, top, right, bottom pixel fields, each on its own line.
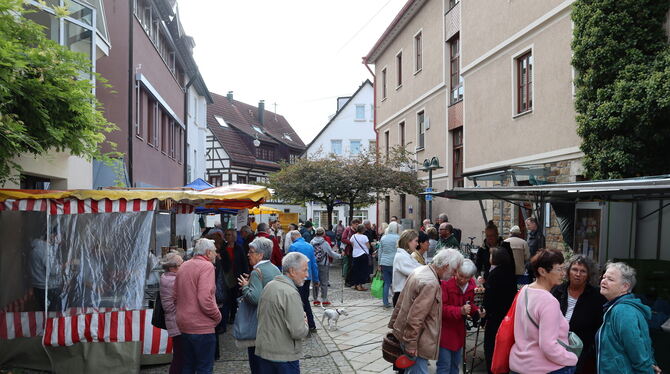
left=437, top=259, right=483, bottom=374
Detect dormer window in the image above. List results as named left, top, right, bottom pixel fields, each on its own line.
left=252, top=125, right=263, bottom=133
left=283, top=133, right=293, bottom=141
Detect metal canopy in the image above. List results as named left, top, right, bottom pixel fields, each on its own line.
left=466, top=164, right=550, bottom=182
left=433, top=175, right=670, bottom=203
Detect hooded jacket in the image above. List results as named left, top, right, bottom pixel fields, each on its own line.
left=596, top=293, right=656, bottom=374
left=310, top=236, right=342, bottom=266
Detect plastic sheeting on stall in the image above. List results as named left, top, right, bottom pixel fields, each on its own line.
left=0, top=205, right=155, bottom=315
left=49, top=211, right=154, bottom=312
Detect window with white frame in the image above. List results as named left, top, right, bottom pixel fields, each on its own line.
left=355, top=104, right=365, bottom=121
left=516, top=51, right=533, bottom=114
left=396, top=51, right=403, bottom=87
left=350, top=140, right=361, bottom=155
left=331, top=139, right=342, bottom=155
left=381, top=68, right=387, bottom=99
left=414, top=31, right=422, bottom=73
left=417, top=110, right=425, bottom=149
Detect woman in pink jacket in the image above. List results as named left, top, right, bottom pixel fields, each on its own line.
left=510, top=249, right=578, bottom=374
left=159, top=251, right=184, bottom=374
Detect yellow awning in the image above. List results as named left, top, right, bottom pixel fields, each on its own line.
left=0, top=184, right=272, bottom=207
left=249, top=205, right=281, bottom=215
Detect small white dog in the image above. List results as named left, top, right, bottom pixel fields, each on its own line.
left=320, top=307, right=348, bottom=330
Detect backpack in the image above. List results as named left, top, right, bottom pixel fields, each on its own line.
left=312, top=240, right=327, bottom=264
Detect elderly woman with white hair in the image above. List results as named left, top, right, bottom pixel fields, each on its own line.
left=378, top=221, right=400, bottom=307
left=389, top=248, right=464, bottom=374
left=235, top=237, right=282, bottom=374
left=596, top=262, right=660, bottom=374
left=159, top=251, right=184, bottom=374
left=437, top=259, right=483, bottom=374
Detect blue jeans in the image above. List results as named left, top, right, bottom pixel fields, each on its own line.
left=247, top=346, right=261, bottom=374
left=436, top=347, right=461, bottom=374
left=381, top=265, right=393, bottom=306
left=180, top=333, right=215, bottom=374
left=405, top=357, right=429, bottom=374
left=257, top=357, right=300, bottom=373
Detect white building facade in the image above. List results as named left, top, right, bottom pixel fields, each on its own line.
left=304, top=80, right=378, bottom=227
left=186, top=85, right=210, bottom=182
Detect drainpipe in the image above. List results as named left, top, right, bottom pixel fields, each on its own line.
left=127, top=1, right=134, bottom=186
left=363, top=58, right=378, bottom=225
left=183, top=73, right=198, bottom=185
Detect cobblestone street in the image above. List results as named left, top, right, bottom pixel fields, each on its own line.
left=142, top=261, right=487, bottom=374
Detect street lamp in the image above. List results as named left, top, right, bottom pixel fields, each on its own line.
left=420, top=156, right=442, bottom=222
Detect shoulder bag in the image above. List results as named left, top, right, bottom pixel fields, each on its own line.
left=232, top=268, right=263, bottom=341
left=491, top=290, right=520, bottom=374
left=151, top=290, right=167, bottom=330
left=524, top=286, right=583, bottom=357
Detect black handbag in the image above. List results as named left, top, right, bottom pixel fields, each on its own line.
left=382, top=332, right=403, bottom=363
left=151, top=290, right=167, bottom=330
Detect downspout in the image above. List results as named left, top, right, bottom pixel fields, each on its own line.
left=363, top=58, right=378, bottom=225
left=183, top=73, right=198, bottom=185
left=127, top=0, right=134, bottom=186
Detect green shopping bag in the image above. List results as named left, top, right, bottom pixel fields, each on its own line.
left=371, top=272, right=383, bottom=299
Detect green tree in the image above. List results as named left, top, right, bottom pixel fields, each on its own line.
left=339, top=149, right=423, bottom=223
left=267, top=147, right=423, bottom=226
left=572, top=0, right=670, bottom=179
left=266, top=156, right=347, bottom=228
left=0, top=0, right=116, bottom=184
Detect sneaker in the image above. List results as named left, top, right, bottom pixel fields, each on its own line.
left=313, top=300, right=321, bottom=306
left=322, top=301, right=331, bottom=306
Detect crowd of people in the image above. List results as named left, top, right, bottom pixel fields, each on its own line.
left=154, top=213, right=662, bottom=374
left=378, top=216, right=661, bottom=374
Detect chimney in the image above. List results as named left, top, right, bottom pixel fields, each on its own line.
left=258, top=100, right=265, bottom=125
left=227, top=91, right=233, bottom=102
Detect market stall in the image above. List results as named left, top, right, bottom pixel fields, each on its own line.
left=0, top=184, right=271, bottom=373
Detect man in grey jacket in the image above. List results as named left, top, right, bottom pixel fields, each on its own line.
left=255, top=252, right=310, bottom=373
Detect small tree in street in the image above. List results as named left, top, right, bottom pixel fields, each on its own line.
left=339, top=149, right=423, bottom=224
left=267, top=156, right=347, bottom=227
left=0, top=0, right=116, bottom=184
left=267, top=147, right=423, bottom=226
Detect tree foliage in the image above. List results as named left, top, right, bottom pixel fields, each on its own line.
left=572, top=0, right=670, bottom=179
left=0, top=0, right=116, bottom=184
left=267, top=147, right=423, bottom=225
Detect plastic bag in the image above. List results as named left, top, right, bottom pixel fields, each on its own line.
left=371, top=272, right=383, bottom=299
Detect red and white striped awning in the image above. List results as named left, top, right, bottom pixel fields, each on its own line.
left=0, top=199, right=158, bottom=215
left=0, top=309, right=171, bottom=355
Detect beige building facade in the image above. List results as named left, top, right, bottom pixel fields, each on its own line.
left=461, top=0, right=583, bottom=247
left=365, top=0, right=483, bottom=241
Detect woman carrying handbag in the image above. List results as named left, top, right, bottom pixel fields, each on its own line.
left=509, top=249, right=578, bottom=374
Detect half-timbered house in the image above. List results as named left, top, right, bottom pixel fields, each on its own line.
left=205, top=92, right=305, bottom=186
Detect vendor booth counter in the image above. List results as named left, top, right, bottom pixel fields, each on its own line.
left=0, top=185, right=270, bottom=373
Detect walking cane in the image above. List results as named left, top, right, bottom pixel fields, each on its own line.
left=470, top=318, right=481, bottom=371
left=462, top=318, right=469, bottom=374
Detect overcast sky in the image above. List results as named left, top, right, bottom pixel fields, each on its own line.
left=178, top=0, right=408, bottom=145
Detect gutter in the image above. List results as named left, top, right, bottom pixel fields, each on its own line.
left=127, top=1, right=134, bottom=186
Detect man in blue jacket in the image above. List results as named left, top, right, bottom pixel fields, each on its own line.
left=287, top=230, right=319, bottom=332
